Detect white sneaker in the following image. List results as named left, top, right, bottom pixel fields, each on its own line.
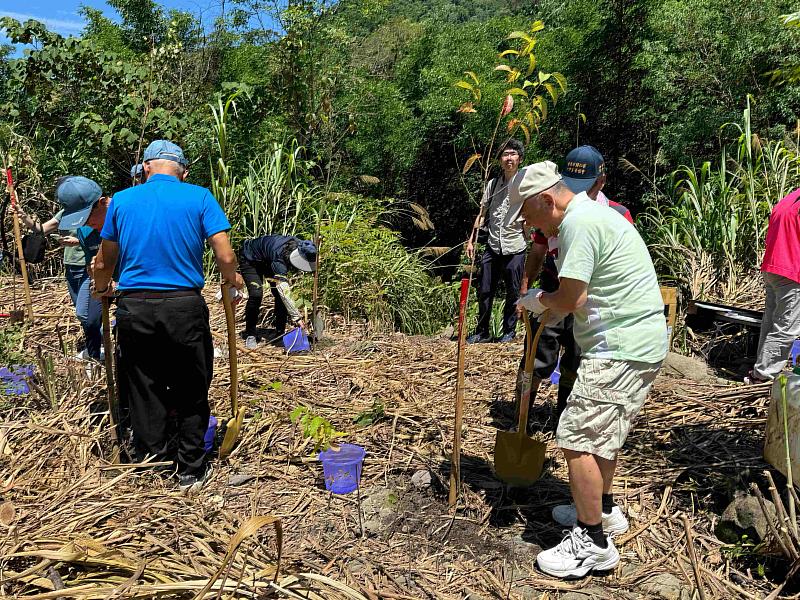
left=536, top=527, right=619, bottom=578
left=552, top=504, right=629, bottom=535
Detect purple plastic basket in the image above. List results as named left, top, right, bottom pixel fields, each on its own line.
left=283, top=327, right=310, bottom=353
left=318, top=443, right=365, bottom=494
left=204, top=415, right=218, bottom=453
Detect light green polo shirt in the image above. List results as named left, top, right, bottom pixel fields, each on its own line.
left=54, top=209, right=86, bottom=267
left=556, top=192, right=668, bottom=363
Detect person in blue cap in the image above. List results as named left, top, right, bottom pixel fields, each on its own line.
left=130, top=163, right=145, bottom=186
left=14, top=176, right=111, bottom=360
left=238, top=235, right=317, bottom=342
left=92, top=139, right=243, bottom=492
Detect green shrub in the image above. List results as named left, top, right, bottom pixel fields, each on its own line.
left=295, top=193, right=458, bottom=336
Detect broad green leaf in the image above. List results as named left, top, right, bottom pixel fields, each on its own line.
left=494, top=65, right=514, bottom=73
left=507, top=31, right=533, bottom=44
left=507, top=87, right=529, bottom=97
left=552, top=72, right=568, bottom=92
left=499, top=49, right=519, bottom=58
left=526, top=53, right=537, bottom=76
left=544, top=83, right=558, bottom=102
left=538, top=71, right=551, bottom=83
left=455, top=81, right=474, bottom=93
left=464, top=71, right=480, bottom=85
left=530, top=20, right=545, bottom=33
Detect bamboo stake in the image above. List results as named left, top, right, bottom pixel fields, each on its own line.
left=779, top=374, right=798, bottom=537
left=681, top=514, right=707, bottom=600
left=752, top=482, right=796, bottom=560
left=101, top=297, right=120, bottom=464
left=5, top=167, right=34, bottom=322
left=448, top=278, right=470, bottom=507
left=765, top=470, right=800, bottom=552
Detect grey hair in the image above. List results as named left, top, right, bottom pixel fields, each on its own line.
left=528, top=180, right=569, bottom=203
left=147, top=158, right=186, bottom=177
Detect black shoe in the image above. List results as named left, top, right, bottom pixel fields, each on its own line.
left=178, top=464, right=213, bottom=493
left=498, top=332, right=516, bottom=343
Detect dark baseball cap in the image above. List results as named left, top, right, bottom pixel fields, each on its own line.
left=143, top=140, right=188, bottom=167
left=562, top=145, right=605, bottom=194
left=56, top=176, right=103, bottom=230
left=130, top=163, right=144, bottom=179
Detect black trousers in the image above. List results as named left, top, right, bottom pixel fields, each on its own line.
left=240, top=256, right=288, bottom=335
left=521, top=312, right=582, bottom=420
left=475, top=247, right=526, bottom=337
left=115, top=293, right=212, bottom=476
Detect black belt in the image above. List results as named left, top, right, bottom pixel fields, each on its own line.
left=120, top=289, right=200, bottom=299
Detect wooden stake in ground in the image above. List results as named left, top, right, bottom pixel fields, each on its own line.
left=100, top=296, right=120, bottom=464
left=681, top=513, right=707, bottom=600
left=5, top=167, right=34, bottom=322
left=448, top=277, right=471, bottom=507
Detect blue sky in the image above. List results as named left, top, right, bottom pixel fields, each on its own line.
left=1, top=0, right=224, bottom=49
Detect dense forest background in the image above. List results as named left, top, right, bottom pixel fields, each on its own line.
left=2, top=0, right=800, bottom=337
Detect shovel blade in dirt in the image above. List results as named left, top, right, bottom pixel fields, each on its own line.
left=219, top=283, right=243, bottom=459
left=220, top=406, right=245, bottom=458
left=494, top=431, right=546, bottom=486
left=493, top=312, right=548, bottom=486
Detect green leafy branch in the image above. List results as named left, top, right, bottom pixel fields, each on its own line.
left=455, top=20, right=567, bottom=157
left=289, top=405, right=346, bottom=452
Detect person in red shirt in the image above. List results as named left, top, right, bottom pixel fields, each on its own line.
left=517, top=146, right=633, bottom=429
left=746, top=189, right=800, bottom=382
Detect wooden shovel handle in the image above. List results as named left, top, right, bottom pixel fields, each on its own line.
left=221, top=284, right=239, bottom=416
left=101, top=297, right=120, bottom=463
left=5, top=167, right=34, bottom=321
left=517, top=311, right=548, bottom=433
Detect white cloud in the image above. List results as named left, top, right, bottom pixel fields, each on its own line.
left=0, top=10, right=85, bottom=34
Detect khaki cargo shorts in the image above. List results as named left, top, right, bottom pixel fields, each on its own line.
left=556, top=358, right=663, bottom=460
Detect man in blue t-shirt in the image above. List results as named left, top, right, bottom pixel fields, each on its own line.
left=92, top=140, right=243, bottom=492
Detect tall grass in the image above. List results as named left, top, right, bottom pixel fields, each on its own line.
left=209, top=92, right=318, bottom=251
left=293, top=193, right=457, bottom=336
left=639, top=98, right=800, bottom=309
left=209, top=94, right=457, bottom=335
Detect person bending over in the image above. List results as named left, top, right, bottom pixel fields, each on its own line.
left=238, top=235, right=317, bottom=341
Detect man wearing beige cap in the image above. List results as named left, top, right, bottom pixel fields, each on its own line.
left=515, top=161, right=667, bottom=578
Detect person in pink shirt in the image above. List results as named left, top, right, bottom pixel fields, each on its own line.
left=746, top=188, right=800, bottom=382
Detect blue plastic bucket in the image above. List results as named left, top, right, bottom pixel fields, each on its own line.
left=204, top=415, right=218, bottom=453
left=283, top=327, right=310, bottom=353
left=792, top=339, right=800, bottom=366
left=318, top=443, right=366, bottom=494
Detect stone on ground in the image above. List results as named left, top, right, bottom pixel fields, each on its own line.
left=661, top=352, right=715, bottom=383
left=716, top=493, right=776, bottom=544
left=641, top=573, right=692, bottom=600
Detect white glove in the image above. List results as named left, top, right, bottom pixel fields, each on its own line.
left=517, top=288, right=547, bottom=315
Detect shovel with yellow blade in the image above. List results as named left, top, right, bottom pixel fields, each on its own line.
left=219, top=283, right=245, bottom=459
left=494, top=310, right=548, bottom=486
